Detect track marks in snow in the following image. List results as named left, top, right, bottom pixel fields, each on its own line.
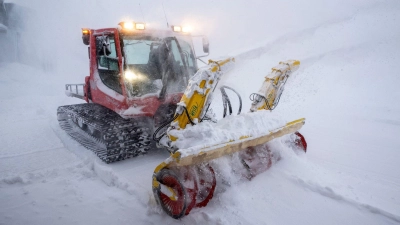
left=271, top=142, right=400, bottom=224
left=287, top=175, right=400, bottom=223
left=0, top=147, right=77, bottom=178
left=0, top=161, right=149, bottom=225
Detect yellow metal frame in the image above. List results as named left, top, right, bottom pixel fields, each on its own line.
left=252, top=60, right=300, bottom=111
left=168, top=58, right=235, bottom=141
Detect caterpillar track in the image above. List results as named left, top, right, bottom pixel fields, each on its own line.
left=57, top=103, right=153, bottom=163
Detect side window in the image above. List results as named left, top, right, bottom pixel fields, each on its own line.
left=96, top=35, right=119, bottom=71
left=170, top=40, right=184, bottom=65
left=95, top=34, right=122, bottom=94
left=175, top=38, right=197, bottom=77
left=177, top=39, right=194, bottom=67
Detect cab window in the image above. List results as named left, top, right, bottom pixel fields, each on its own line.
left=95, top=34, right=122, bottom=94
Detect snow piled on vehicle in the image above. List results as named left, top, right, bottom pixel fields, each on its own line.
left=170, top=110, right=285, bottom=151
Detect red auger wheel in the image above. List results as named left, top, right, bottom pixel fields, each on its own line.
left=153, top=164, right=217, bottom=218
left=181, top=167, right=198, bottom=215
left=154, top=167, right=198, bottom=219
left=194, top=164, right=216, bottom=208
left=294, top=132, right=307, bottom=152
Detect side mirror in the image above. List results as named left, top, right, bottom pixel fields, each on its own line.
left=202, top=37, right=209, bottom=54
left=192, top=35, right=210, bottom=59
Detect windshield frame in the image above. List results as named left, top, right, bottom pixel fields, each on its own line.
left=120, top=32, right=198, bottom=98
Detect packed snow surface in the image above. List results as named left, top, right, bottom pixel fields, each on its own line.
left=1, top=0, right=400, bottom=224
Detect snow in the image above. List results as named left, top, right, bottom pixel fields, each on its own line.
left=169, top=111, right=285, bottom=152
left=0, top=24, right=7, bottom=32
left=119, top=105, right=145, bottom=117
left=1, top=0, right=400, bottom=224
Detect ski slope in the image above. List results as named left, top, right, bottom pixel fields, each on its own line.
left=1, top=0, right=400, bottom=224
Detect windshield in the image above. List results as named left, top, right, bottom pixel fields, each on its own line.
left=122, top=35, right=197, bottom=97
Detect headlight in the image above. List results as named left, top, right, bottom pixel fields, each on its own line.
left=171, top=25, right=192, bottom=33
left=122, top=22, right=134, bottom=30
left=182, top=26, right=192, bottom=33
left=119, top=21, right=145, bottom=31
left=124, top=70, right=139, bottom=81
left=125, top=70, right=147, bottom=82
left=172, top=25, right=182, bottom=32
left=135, top=23, right=145, bottom=30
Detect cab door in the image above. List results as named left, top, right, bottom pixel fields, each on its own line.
left=88, top=28, right=128, bottom=112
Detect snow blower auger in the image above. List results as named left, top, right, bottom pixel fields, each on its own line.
left=152, top=59, right=307, bottom=219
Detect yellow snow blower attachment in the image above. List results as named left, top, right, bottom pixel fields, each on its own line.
left=152, top=59, right=306, bottom=219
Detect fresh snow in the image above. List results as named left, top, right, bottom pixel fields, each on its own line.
left=1, top=0, right=400, bottom=224
left=0, top=24, right=7, bottom=32
left=169, top=111, right=286, bottom=152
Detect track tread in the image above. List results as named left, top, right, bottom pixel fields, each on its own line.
left=57, top=103, right=152, bottom=163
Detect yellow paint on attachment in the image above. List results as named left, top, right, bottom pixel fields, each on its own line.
left=286, top=118, right=305, bottom=126
left=172, top=58, right=234, bottom=131
left=173, top=88, right=210, bottom=130
left=199, top=80, right=206, bottom=89
left=171, top=151, right=181, bottom=162
left=154, top=162, right=167, bottom=173
left=254, top=60, right=301, bottom=112
left=274, top=76, right=280, bottom=85
left=168, top=58, right=235, bottom=143
left=292, top=60, right=300, bottom=66
left=210, top=58, right=234, bottom=72
left=152, top=176, right=160, bottom=188
left=257, top=88, right=276, bottom=111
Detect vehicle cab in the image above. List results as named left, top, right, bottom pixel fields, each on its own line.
left=81, top=22, right=209, bottom=122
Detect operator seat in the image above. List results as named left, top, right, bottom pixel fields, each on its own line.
left=147, top=43, right=162, bottom=80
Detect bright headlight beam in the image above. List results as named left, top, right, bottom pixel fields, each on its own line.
left=172, top=25, right=182, bottom=32
left=123, top=22, right=134, bottom=30
left=182, top=26, right=192, bottom=33
left=135, top=23, right=145, bottom=30
left=124, top=71, right=138, bottom=81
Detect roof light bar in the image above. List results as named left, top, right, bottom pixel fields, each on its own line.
left=182, top=26, right=192, bottom=33
left=122, top=22, right=134, bottom=30
left=118, top=22, right=146, bottom=31
left=172, top=25, right=182, bottom=32
left=135, top=23, right=145, bottom=30
left=172, top=25, right=192, bottom=33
